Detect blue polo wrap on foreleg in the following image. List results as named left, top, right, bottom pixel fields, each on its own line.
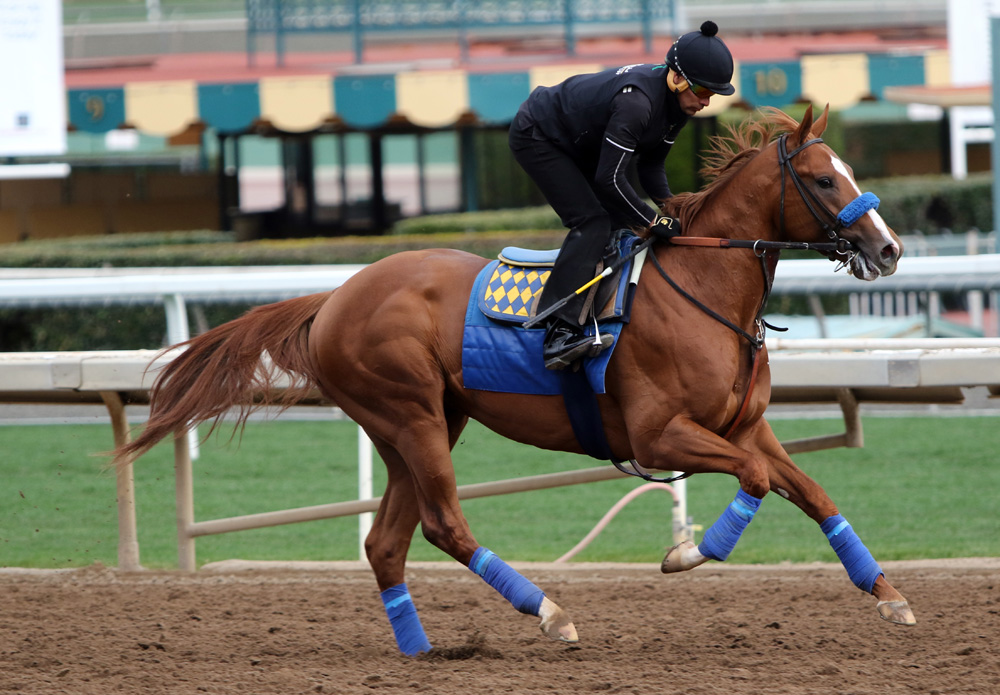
left=821, top=514, right=884, bottom=593
left=837, top=192, right=880, bottom=228
left=380, top=583, right=432, bottom=656
left=470, top=547, right=545, bottom=616
left=697, top=489, right=763, bottom=562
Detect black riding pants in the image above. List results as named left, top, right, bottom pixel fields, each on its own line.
left=509, top=110, right=616, bottom=325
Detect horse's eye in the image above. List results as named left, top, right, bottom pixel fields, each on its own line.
left=817, top=177, right=834, bottom=189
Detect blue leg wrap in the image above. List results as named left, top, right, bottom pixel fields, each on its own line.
left=698, top=489, right=763, bottom=562
left=821, top=514, right=884, bottom=594
left=380, top=583, right=432, bottom=656
left=470, top=547, right=545, bottom=616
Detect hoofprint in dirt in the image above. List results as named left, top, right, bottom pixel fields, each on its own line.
left=1, top=559, right=997, bottom=695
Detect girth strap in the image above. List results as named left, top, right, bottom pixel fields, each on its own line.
left=558, top=369, right=616, bottom=461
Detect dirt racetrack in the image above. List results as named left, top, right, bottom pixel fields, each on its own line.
left=2, top=558, right=998, bottom=694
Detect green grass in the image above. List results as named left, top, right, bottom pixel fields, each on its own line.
left=2, top=416, right=998, bottom=570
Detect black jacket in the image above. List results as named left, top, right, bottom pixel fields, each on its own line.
left=522, top=63, right=689, bottom=226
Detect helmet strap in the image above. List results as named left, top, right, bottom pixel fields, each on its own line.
left=666, top=68, right=689, bottom=94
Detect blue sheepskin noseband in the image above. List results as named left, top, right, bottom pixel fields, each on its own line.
left=837, top=192, right=880, bottom=228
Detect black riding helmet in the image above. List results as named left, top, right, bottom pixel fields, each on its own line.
left=665, top=21, right=735, bottom=96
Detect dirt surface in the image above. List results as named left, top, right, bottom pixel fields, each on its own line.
left=2, top=558, right=998, bottom=694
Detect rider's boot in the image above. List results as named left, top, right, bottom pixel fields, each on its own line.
left=543, top=318, right=614, bottom=370
left=538, top=221, right=615, bottom=370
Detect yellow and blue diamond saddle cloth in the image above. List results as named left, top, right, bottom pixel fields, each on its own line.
left=476, top=239, right=640, bottom=324
left=479, top=254, right=552, bottom=322
left=462, top=232, right=648, bottom=397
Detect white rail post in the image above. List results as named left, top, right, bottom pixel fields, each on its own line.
left=992, top=291, right=999, bottom=336
left=163, top=293, right=200, bottom=459
left=174, top=430, right=196, bottom=571
left=100, top=390, right=142, bottom=571
left=969, top=290, right=985, bottom=332
left=671, top=474, right=692, bottom=544
left=358, top=426, right=373, bottom=561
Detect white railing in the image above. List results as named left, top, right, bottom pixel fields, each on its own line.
left=3, top=342, right=998, bottom=571
left=3, top=255, right=998, bottom=344
left=770, top=253, right=1000, bottom=335
left=0, top=265, right=366, bottom=345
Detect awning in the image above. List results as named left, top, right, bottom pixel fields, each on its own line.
left=883, top=84, right=991, bottom=108
left=64, top=45, right=953, bottom=137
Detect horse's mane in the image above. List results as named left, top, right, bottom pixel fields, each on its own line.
left=664, top=108, right=801, bottom=222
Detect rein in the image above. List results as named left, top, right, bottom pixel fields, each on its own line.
left=667, top=235, right=849, bottom=255
left=641, top=134, right=878, bottom=444
left=649, top=244, right=777, bottom=442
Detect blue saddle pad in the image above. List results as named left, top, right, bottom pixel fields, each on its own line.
left=461, top=233, right=643, bottom=395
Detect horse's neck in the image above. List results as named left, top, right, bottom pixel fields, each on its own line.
left=665, top=168, right=781, bottom=323
left=688, top=154, right=781, bottom=243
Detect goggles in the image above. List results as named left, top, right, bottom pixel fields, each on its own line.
left=673, top=61, right=717, bottom=98
left=686, top=80, right=717, bottom=98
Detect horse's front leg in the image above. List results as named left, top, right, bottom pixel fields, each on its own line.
left=739, top=418, right=916, bottom=625
left=629, top=415, right=773, bottom=574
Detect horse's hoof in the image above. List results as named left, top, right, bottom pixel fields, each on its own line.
left=661, top=540, right=707, bottom=574
left=877, top=600, right=917, bottom=625
left=539, top=597, right=579, bottom=643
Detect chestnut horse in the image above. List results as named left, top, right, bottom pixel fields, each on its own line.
left=114, top=106, right=913, bottom=656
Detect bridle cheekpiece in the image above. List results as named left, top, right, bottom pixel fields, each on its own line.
left=776, top=133, right=880, bottom=269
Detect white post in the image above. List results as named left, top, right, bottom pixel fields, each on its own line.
left=175, top=432, right=196, bottom=571
left=163, top=294, right=199, bottom=459
left=969, top=290, right=985, bottom=332
left=949, top=109, right=969, bottom=180
left=358, top=426, right=374, bottom=561
left=992, top=291, right=999, bottom=336
left=100, top=391, right=142, bottom=571
left=671, top=474, right=692, bottom=544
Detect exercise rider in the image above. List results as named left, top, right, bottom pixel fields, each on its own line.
left=508, top=21, right=736, bottom=369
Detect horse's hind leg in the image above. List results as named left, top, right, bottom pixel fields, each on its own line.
left=365, top=438, right=431, bottom=655
left=365, top=415, right=577, bottom=654
left=365, top=441, right=431, bottom=656
left=395, top=424, right=579, bottom=645
left=744, top=419, right=916, bottom=625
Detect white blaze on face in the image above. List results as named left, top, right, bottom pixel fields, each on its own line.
left=829, top=155, right=894, bottom=240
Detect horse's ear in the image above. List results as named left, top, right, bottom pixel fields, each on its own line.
left=791, top=104, right=815, bottom=146
left=812, top=104, right=830, bottom=137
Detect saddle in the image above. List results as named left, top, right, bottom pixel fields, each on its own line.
left=462, top=232, right=648, bottom=461
left=477, top=230, right=646, bottom=327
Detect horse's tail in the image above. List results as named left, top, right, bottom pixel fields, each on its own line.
left=112, top=291, right=333, bottom=467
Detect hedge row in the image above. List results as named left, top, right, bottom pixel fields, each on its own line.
left=1, top=171, right=992, bottom=351
left=0, top=227, right=567, bottom=269
left=864, top=172, right=993, bottom=234
left=3, top=172, right=991, bottom=270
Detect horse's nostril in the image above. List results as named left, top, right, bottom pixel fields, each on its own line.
left=880, top=244, right=898, bottom=263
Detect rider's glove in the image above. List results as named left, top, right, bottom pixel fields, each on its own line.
left=650, top=215, right=681, bottom=240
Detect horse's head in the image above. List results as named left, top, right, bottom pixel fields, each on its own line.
left=777, top=105, right=902, bottom=279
